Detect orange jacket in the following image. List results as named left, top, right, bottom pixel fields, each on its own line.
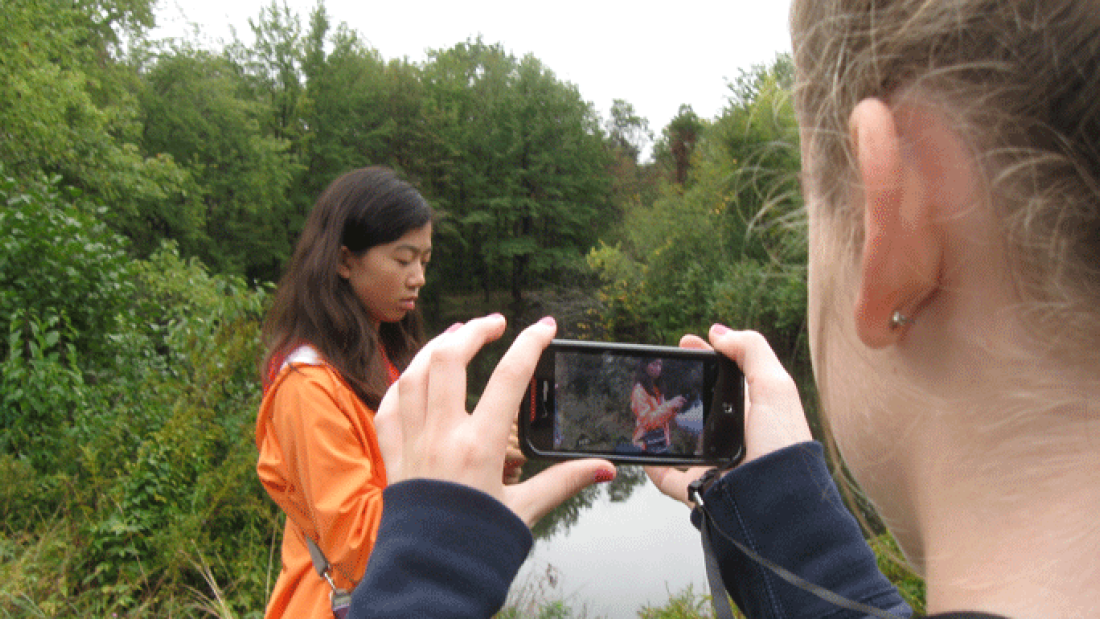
left=256, top=346, right=395, bottom=619
left=630, top=383, right=676, bottom=445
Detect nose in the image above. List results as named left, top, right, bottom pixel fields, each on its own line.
left=408, top=262, right=426, bottom=288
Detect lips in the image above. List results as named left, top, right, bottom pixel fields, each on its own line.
left=399, top=297, right=417, bottom=311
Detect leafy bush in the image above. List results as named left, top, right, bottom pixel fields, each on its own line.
left=0, top=168, right=276, bottom=615
left=587, top=57, right=806, bottom=351
left=0, top=172, right=137, bottom=367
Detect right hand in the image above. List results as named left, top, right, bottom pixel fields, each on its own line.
left=646, top=324, right=813, bottom=506
left=374, top=314, right=616, bottom=527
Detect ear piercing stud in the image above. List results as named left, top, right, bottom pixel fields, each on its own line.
left=889, top=310, right=911, bottom=330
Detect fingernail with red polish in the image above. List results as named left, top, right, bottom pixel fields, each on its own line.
left=711, top=323, right=730, bottom=336
left=594, top=469, right=616, bottom=484
left=538, top=316, right=556, bottom=327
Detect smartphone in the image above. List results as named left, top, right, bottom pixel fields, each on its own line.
left=519, top=339, right=745, bottom=467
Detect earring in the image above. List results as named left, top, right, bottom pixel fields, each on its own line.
left=889, top=310, right=911, bottom=330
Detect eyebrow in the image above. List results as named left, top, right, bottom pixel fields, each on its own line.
left=394, top=244, right=432, bottom=255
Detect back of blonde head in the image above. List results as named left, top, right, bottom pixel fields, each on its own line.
left=791, top=0, right=1100, bottom=352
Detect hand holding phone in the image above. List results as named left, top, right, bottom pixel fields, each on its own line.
left=519, top=339, right=746, bottom=467
left=646, top=326, right=814, bottom=506
left=374, top=315, right=615, bottom=527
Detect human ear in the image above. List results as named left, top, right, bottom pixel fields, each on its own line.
left=337, top=246, right=353, bottom=280
left=849, top=99, right=944, bottom=349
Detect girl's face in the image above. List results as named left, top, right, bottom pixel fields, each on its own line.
left=646, top=359, right=663, bottom=379
left=339, top=223, right=432, bottom=326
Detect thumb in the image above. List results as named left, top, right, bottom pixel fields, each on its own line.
left=644, top=465, right=710, bottom=507
left=373, top=386, right=404, bottom=482
left=505, top=459, right=616, bottom=527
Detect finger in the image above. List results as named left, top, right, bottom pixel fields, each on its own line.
left=425, top=314, right=508, bottom=428
left=394, top=330, right=449, bottom=445
left=374, top=383, right=405, bottom=482
left=644, top=465, right=711, bottom=507
left=678, top=333, right=713, bottom=351
left=472, top=317, right=556, bottom=449
left=708, top=326, right=812, bottom=459
left=505, top=459, right=615, bottom=527
left=708, top=326, right=791, bottom=400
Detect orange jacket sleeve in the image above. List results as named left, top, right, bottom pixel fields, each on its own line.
left=256, top=362, right=388, bottom=618
left=631, top=383, right=678, bottom=431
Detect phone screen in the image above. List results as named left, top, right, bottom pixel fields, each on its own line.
left=520, top=340, right=744, bottom=466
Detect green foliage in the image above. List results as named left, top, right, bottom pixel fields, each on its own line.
left=638, top=585, right=729, bottom=618
left=0, top=172, right=135, bottom=473
left=1, top=311, right=91, bottom=473
left=0, top=167, right=275, bottom=615
left=0, top=172, right=137, bottom=363
left=421, top=39, right=614, bottom=301
left=0, top=0, right=191, bottom=239
left=606, top=99, right=653, bottom=164
left=588, top=56, right=806, bottom=353
left=870, top=534, right=927, bottom=615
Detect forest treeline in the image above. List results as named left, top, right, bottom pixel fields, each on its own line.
left=0, top=0, right=837, bottom=615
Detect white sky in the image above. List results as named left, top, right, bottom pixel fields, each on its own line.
left=153, top=0, right=793, bottom=140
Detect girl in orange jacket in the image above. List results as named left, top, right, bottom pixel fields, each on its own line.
left=256, top=167, right=433, bottom=619
left=630, top=358, right=686, bottom=453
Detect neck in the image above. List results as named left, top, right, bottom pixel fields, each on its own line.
left=915, top=408, right=1100, bottom=618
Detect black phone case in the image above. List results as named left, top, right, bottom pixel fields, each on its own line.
left=519, top=339, right=745, bottom=467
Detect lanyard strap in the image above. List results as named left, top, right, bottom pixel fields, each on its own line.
left=689, top=470, right=908, bottom=619
left=699, top=510, right=737, bottom=619
left=305, top=537, right=352, bottom=618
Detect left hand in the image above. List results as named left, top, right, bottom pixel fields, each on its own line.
left=374, top=314, right=615, bottom=527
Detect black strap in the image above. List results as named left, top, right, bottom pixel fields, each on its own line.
left=700, top=512, right=737, bottom=619
left=689, top=469, right=908, bottom=619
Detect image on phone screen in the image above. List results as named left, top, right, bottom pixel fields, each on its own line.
left=521, top=340, right=743, bottom=466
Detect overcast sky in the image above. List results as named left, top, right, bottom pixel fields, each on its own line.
left=153, top=0, right=793, bottom=140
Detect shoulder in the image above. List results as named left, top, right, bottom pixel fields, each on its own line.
left=267, top=346, right=348, bottom=397
left=260, top=347, right=366, bottom=424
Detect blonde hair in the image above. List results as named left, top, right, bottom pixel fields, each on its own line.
left=791, top=0, right=1100, bottom=350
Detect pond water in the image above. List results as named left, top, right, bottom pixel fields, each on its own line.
left=508, top=468, right=711, bottom=618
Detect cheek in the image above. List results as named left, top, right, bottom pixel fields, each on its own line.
left=806, top=206, right=844, bottom=384
left=806, top=210, right=883, bottom=470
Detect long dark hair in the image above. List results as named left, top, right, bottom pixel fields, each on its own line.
left=262, top=166, right=434, bottom=409
left=633, top=358, right=662, bottom=398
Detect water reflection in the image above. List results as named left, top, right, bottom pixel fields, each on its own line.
left=527, top=462, right=649, bottom=541
left=511, top=467, right=710, bottom=618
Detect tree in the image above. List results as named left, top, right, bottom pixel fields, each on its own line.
left=421, top=40, right=613, bottom=303
left=656, top=104, right=705, bottom=185
left=588, top=55, right=806, bottom=352
left=240, top=1, right=306, bottom=145
left=139, top=45, right=298, bottom=279
left=605, top=99, right=652, bottom=164
left=299, top=9, right=392, bottom=199
left=0, top=0, right=191, bottom=237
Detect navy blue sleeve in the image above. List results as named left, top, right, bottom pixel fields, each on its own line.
left=694, top=442, right=912, bottom=619
left=349, top=479, right=532, bottom=619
